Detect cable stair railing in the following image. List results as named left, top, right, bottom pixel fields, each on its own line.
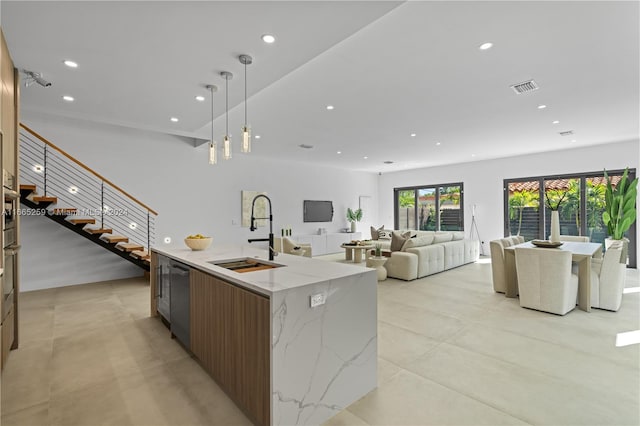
left=18, top=124, right=157, bottom=271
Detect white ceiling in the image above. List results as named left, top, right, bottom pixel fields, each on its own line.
left=2, top=1, right=638, bottom=173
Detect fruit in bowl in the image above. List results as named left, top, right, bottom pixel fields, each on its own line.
left=184, top=234, right=213, bottom=250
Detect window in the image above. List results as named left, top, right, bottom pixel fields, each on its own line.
left=394, top=183, right=464, bottom=231
left=504, top=170, right=636, bottom=267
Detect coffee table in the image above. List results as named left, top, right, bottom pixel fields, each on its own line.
left=341, top=244, right=374, bottom=263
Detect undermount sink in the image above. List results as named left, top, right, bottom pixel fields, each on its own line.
left=208, top=258, right=285, bottom=273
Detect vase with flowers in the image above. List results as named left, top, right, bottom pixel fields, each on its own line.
left=545, top=190, right=567, bottom=243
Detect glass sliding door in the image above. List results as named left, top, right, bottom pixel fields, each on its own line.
left=439, top=185, right=462, bottom=231
left=417, top=188, right=436, bottom=230
left=585, top=176, right=608, bottom=245
left=397, top=189, right=416, bottom=230
left=507, top=181, right=540, bottom=241
left=544, top=178, right=581, bottom=239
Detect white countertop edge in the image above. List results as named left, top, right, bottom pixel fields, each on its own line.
left=151, top=244, right=373, bottom=296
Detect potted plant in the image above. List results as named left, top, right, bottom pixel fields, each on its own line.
left=603, top=167, right=637, bottom=261
left=346, top=207, right=363, bottom=232
left=374, top=243, right=382, bottom=258
left=545, top=189, right=567, bottom=243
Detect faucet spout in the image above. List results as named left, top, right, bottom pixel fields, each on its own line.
left=248, top=194, right=276, bottom=261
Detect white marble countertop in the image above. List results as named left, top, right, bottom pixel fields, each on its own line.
left=151, top=243, right=370, bottom=296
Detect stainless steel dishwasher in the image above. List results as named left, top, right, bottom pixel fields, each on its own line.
left=169, top=261, right=190, bottom=350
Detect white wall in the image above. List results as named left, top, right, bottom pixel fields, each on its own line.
left=378, top=141, right=640, bottom=258
left=20, top=113, right=379, bottom=291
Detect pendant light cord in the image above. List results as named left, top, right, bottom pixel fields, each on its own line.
left=225, top=76, right=229, bottom=136
left=244, top=61, right=247, bottom=126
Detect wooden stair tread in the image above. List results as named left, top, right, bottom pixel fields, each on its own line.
left=68, top=218, right=96, bottom=225
left=103, top=235, right=129, bottom=243
left=117, top=243, right=144, bottom=252
left=33, top=196, right=57, bottom=203
left=131, top=250, right=150, bottom=260
left=52, top=208, right=78, bottom=215
left=85, top=228, right=113, bottom=235
left=20, top=184, right=37, bottom=192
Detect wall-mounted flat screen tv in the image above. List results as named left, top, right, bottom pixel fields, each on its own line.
left=303, top=200, right=334, bottom=222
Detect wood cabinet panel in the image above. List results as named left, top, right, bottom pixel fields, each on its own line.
left=190, top=269, right=270, bottom=426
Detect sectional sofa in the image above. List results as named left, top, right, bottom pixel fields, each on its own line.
left=370, top=230, right=480, bottom=281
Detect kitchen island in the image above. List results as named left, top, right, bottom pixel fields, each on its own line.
left=150, top=244, right=377, bottom=426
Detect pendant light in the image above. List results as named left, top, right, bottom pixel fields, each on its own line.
left=239, top=54, right=253, bottom=153
left=206, top=84, right=218, bottom=165
left=220, top=71, right=233, bottom=160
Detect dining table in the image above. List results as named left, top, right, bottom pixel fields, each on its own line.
left=503, top=241, right=603, bottom=312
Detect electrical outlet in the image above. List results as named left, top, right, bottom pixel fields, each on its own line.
left=310, top=293, right=326, bottom=308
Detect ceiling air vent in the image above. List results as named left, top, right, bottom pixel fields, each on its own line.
left=558, top=130, right=574, bottom=136
left=510, top=79, right=539, bottom=94
left=298, top=144, right=314, bottom=149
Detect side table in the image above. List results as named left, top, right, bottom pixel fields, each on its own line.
left=366, top=256, right=388, bottom=281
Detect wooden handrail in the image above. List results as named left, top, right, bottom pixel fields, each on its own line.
left=19, top=123, right=158, bottom=215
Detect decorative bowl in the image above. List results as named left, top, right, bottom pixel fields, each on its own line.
left=531, top=239, right=563, bottom=248
left=184, top=237, right=213, bottom=250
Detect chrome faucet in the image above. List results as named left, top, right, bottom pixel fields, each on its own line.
left=247, top=194, right=277, bottom=261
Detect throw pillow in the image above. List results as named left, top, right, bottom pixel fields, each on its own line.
left=403, top=235, right=435, bottom=249
left=452, top=231, right=465, bottom=241
left=391, top=231, right=410, bottom=251
left=378, top=230, right=392, bottom=240
left=370, top=225, right=384, bottom=241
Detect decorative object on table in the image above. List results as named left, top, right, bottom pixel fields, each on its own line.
left=241, top=190, right=267, bottom=227
left=531, top=239, right=563, bottom=248
left=603, top=167, right=637, bottom=262
left=545, top=189, right=567, bottom=243
left=184, top=234, right=213, bottom=250
left=347, top=207, right=363, bottom=232
left=374, top=243, right=382, bottom=258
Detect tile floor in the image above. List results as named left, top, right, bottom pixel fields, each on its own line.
left=1, top=259, right=638, bottom=425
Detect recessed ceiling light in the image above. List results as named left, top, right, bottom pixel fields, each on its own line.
left=129, top=222, right=137, bottom=230
left=326, top=105, right=334, bottom=110
left=337, top=151, right=342, bottom=154
left=552, top=120, right=560, bottom=124
left=63, top=60, right=78, bottom=68
left=195, top=95, right=205, bottom=102
left=410, top=133, right=417, bottom=137
left=363, top=156, right=368, bottom=159
left=537, top=104, right=547, bottom=109
left=436, top=142, right=441, bottom=146
left=170, top=117, right=179, bottom=122
left=383, top=161, right=394, bottom=164
left=299, top=144, right=313, bottom=149
left=33, top=164, right=44, bottom=173
left=479, top=42, right=493, bottom=50
left=262, top=34, right=276, bottom=44
left=255, top=135, right=261, bottom=139
left=68, top=186, right=78, bottom=194
left=164, top=237, right=172, bottom=244
left=62, top=95, right=74, bottom=102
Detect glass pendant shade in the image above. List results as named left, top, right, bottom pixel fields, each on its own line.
left=223, top=136, right=232, bottom=160
left=242, top=126, right=251, bottom=153
left=209, top=141, right=217, bottom=164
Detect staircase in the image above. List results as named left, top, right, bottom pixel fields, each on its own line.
left=19, top=124, right=156, bottom=271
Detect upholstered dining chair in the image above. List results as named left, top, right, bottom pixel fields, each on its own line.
left=590, top=242, right=626, bottom=311
left=273, top=237, right=312, bottom=257
left=515, top=247, right=579, bottom=315
left=490, top=236, right=523, bottom=293
left=490, top=239, right=508, bottom=293
left=559, top=235, right=590, bottom=242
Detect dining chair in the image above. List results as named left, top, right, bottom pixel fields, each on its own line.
left=515, top=247, right=578, bottom=315
left=590, top=242, right=625, bottom=311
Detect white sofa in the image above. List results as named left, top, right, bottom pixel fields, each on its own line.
left=369, top=231, right=479, bottom=281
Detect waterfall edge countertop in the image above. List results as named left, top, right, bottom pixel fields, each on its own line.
left=151, top=243, right=370, bottom=296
